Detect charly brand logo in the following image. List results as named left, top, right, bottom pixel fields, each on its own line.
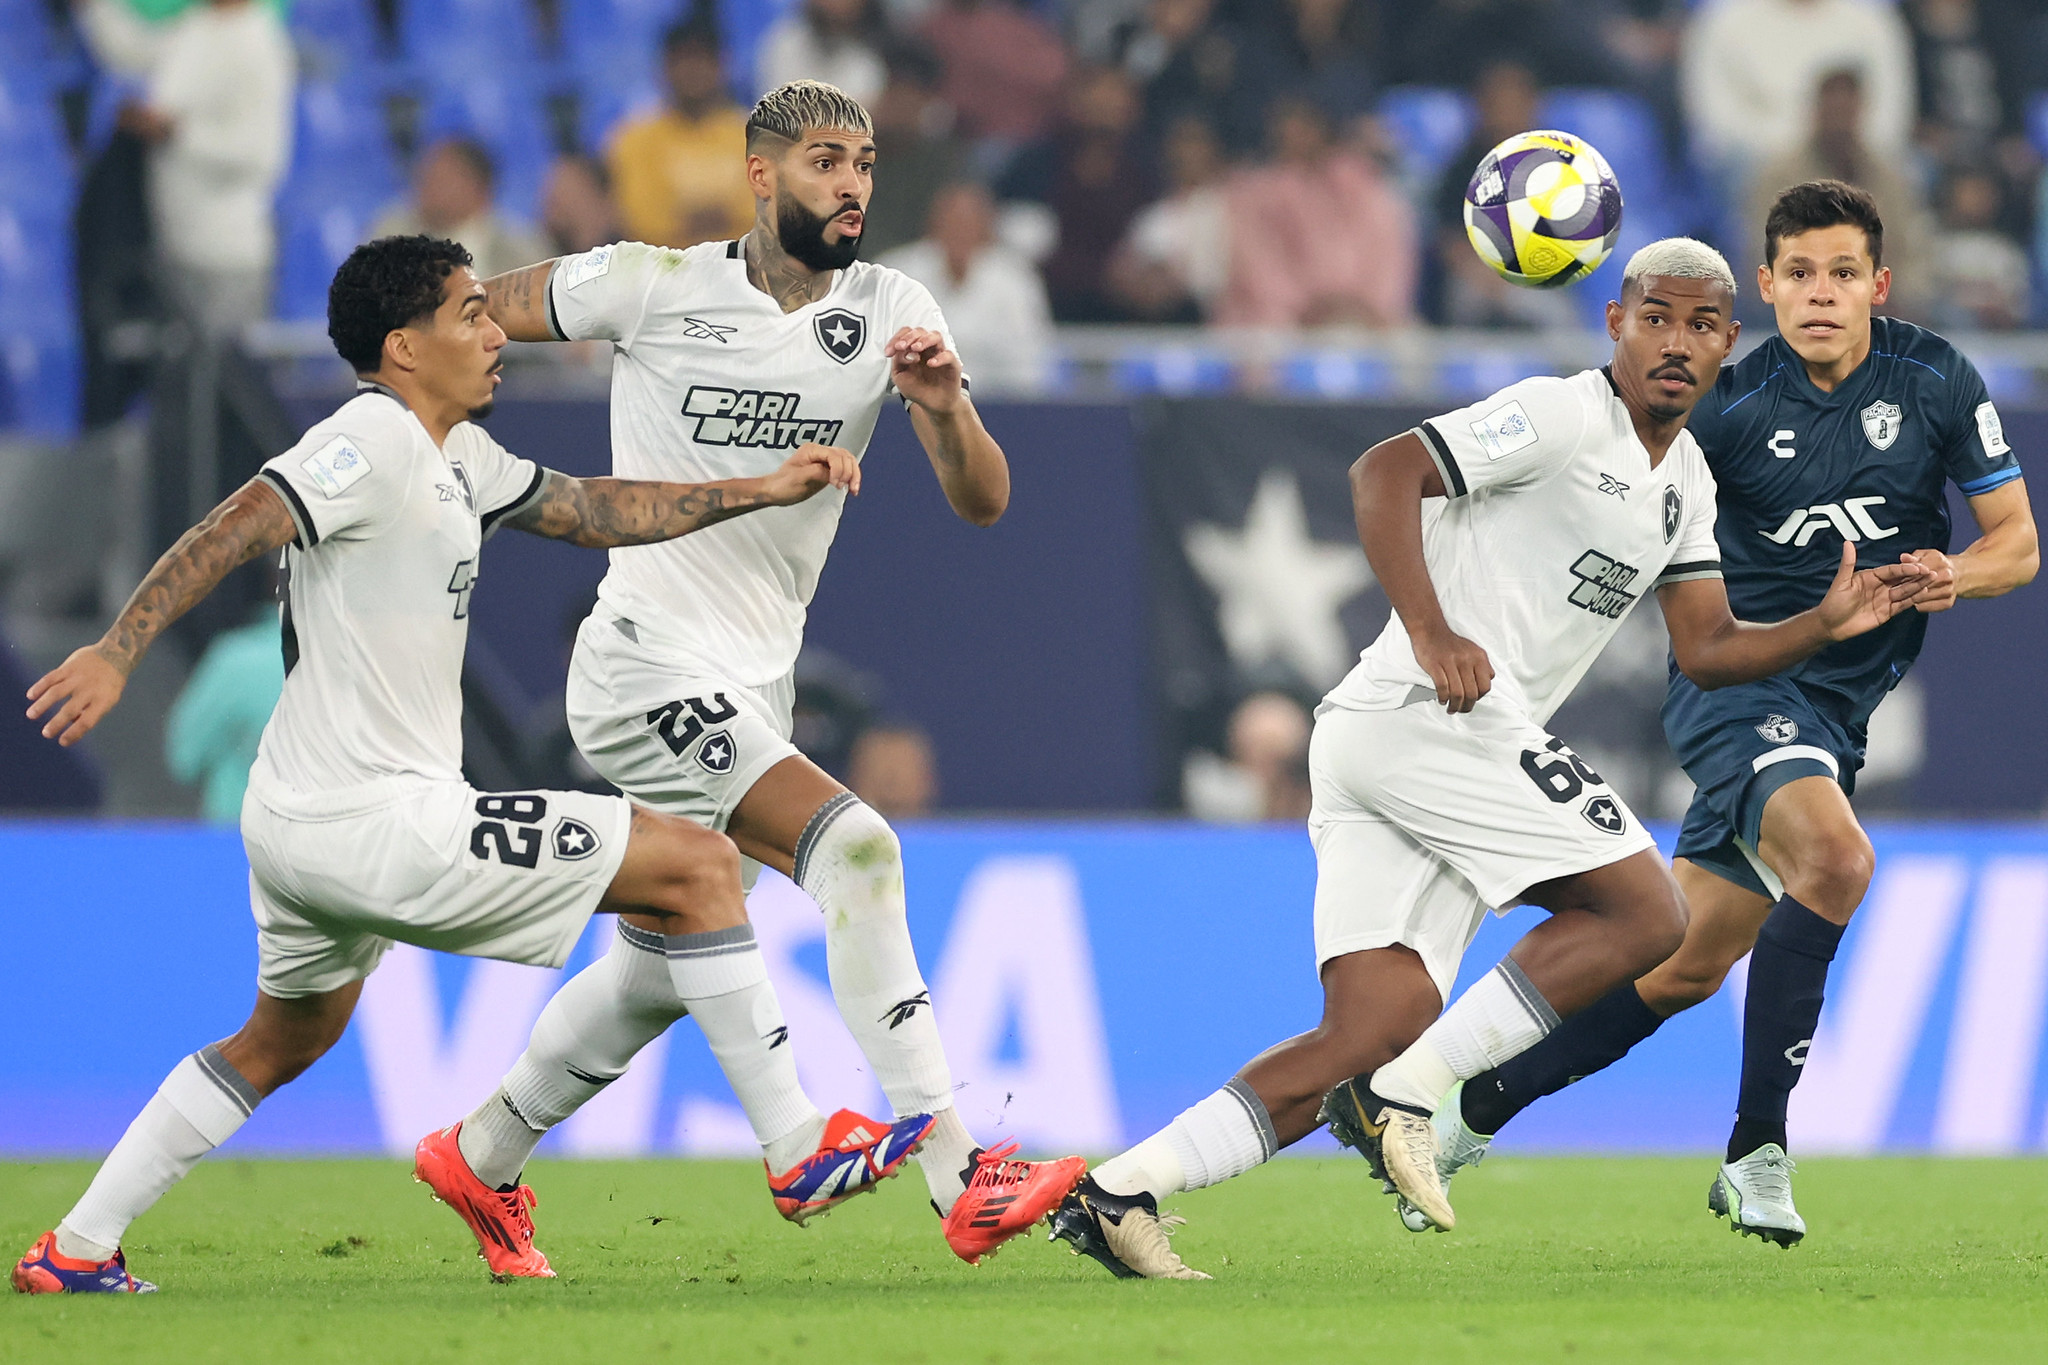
left=1761, top=498, right=1898, bottom=546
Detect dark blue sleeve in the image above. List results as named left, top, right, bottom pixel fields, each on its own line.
left=1939, top=350, right=2022, bottom=496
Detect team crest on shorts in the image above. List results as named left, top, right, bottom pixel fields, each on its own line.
left=1861, top=400, right=1902, bottom=451
left=1662, top=485, right=1682, bottom=543
left=552, top=817, right=601, bottom=860
left=1755, top=714, right=1800, bottom=744
left=814, top=309, right=865, bottom=364
left=1581, top=795, right=1626, bottom=834
left=697, top=730, right=737, bottom=774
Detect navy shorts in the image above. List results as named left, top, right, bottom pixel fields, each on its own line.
left=1661, top=673, right=1865, bottom=897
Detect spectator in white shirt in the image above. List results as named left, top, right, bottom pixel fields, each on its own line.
left=1681, top=0, right=1915, bottom=183
left=1109, top=113, right=1230, bottom=322
left=879, top=181, right=1055, bottom=394
left=753, top=0, right=888, bottom=103
left=372, top=138, right=551, bottom=281
left=119, top=0, right=294, bottom=335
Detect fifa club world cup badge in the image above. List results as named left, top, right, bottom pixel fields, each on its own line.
left=814, top=309, right=865, bottom=364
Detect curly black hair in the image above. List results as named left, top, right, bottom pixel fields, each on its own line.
left=327, top=235, right=474, bottom=374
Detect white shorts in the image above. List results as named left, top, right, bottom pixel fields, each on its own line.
left=241, top=777, right=632, bottom=999
left=565, top=604, right=800, bottom=836
left=1307, top=692, right=1656, bottom=999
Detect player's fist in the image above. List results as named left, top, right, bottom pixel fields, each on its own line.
left=1819, top=540, right=1933, bottom=640
left=1413, top=627, right=1494, bottom=714
left=883, top=327, right=964, bottom=413
left=25, top=644, right=128, bottom=747
left=1901, top=548, right=1959, bottom=613
left=763, top=444, right=860, bottom=505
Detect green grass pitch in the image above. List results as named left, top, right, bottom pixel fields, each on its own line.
left=5, top=1156, right=2046, bottom=1364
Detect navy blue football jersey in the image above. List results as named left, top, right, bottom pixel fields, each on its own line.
left=1681, top=317, right=2022, bottom=726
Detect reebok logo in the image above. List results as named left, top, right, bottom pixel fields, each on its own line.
left=880, top=990, right=931, bottom=1029
left=1761, top=498, right=1898, bottom=547
left=681, top=386, right=844, bottom=449
left=764, top=1025, right=789, bottom=1050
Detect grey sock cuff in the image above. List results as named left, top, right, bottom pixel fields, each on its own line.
left=1223, top=1076, right=1279, bottom=1162
left=1496, top=960, right=1561, bottom=1032
left=196, top=1043, right=259, bottom=1117
left=664, top=923, right=758, bottom=958
left=615, top=919, right=666, bottom=955
left=792, top=791, right=861, bottom=888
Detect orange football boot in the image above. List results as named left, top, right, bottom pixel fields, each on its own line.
left=412, top=1122, right=554, bottom=1280
left=941, top=1141, right=1087, bottom=1265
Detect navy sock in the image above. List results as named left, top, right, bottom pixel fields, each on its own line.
left=1459, top=982, right=1665, bottom=1136
left=1729, top=895, right=1845, bottom=1163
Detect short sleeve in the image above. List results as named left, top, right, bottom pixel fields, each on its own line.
left=884, top=273, right=971, bottom=409
left=456, top=429, right=547, bottom=537
left=256, top=417, right=408, bottom=548
left=1655, top=459, right=1724, bottom=588
left=547, top=241, right=666, bottom=348
left=1939, top=354, right=2022, bottom=497
left=1412, top=375, right=1589, bottom=498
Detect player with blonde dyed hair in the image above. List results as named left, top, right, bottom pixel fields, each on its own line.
left=1051, top=238, right=1935, bottom=1278
left=453, top=80, right=1085, bottom=1270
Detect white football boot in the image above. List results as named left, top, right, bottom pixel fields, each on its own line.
left=1398, top=1080, right=1493, bottom=1233
left=1708, top=1143, right=1806, bottom=1247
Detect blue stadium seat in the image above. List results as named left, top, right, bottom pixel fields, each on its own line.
left=2029, top=92, right=2048, bottom=163
left=1111, top=346, right=1235, bottom=396
left=275, top=203, right=387, bottom=321
left=0, top=68, right=68, bottom=168
left=399, top=0, right=544, bottom=72
left=419, top=78, right=555, bottom=224
left=1437, top=346, right=1549, bottom=399
left=574, top=74, right=663, bottom=155
left=1276, top=350, right=1398, bottom=400
left=290, top=0, right=392, bottom=78
left=0, top=201, right=80, bottom=436
left=1376, top=86, right=1475, bottom=197
left=1537, top=88, right=1669, bottom=204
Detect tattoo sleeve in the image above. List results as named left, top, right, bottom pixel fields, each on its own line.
left=482, top=260, right=562, bottom=342
left=99, top=478, right=297, bottom=675
left=504, top=470, right=780, bottom=548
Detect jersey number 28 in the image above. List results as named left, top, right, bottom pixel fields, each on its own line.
left=472, top=793, right=549, bottom=868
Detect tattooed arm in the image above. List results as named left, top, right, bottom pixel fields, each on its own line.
left=482, top=260, right=563, bottom=342
left=28, top=478, right=297, bottom=746
left=506, top=444, right=861, bottom=548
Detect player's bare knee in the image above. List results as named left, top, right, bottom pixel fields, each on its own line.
left=650, top=821, right=744, bottom=919
left=1784, top=831, right=1874, bottom=918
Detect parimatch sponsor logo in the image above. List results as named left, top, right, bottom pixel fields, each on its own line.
left=681, top=386, right=844, bottom=448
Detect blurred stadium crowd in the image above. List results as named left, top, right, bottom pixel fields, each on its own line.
left=7, top=0, right=2048, bottom=431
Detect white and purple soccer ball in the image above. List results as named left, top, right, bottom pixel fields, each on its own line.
left=1463, top=130, right=1624, bottom=289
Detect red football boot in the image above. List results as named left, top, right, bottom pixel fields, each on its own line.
left=12, top=1230, right=156, bottom=1294
left=766, top=1109, right=936, bottom=1225
left=412, top=1122, right=554, bottom=1280
left=941, top=1142, right=1087, bottom=1265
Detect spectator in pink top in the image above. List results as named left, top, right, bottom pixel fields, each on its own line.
left=1215, top=100, right=1416, bottom=328
left=922, top=0, right=1070, bottom=149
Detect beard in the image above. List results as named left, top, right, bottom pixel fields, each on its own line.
left=466, top=400, right=495, bottom=422
left=777, top=194, right=861, bottom=272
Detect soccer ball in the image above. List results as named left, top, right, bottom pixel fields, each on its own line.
left=1463, top=130, right=1623, bottom=289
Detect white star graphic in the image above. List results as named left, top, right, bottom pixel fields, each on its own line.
left=825, top=320, right=855, bottom=349
left=559, top=827, right=589, bottom=852
left=1182, top=468, right=1373, bottom=687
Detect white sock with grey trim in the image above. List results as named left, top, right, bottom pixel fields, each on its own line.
left=1093, top=1079, right=1277, bottom=1202
left=57, top=1044, right=259, bottom=1259
left=1372, top=960, right=1561, bottom=1112
left=664, top=923, right=825, bottom=1171
left=793, top=794, right=970, bottom=1212
left=460, top=920, right=708, bottom=1189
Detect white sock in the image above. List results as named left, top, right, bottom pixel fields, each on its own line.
left=1372, top=960, right=1560, bottom=1112
left=793, top=795, right=966, bottom=1209
left=460, top=920, right=693, bottom=1188
left=664, top=923, right=823, bottom=1166
left=1095, top=1079, right=1275, bottom=1202
left=58, top=1045, right=259, bottom=1258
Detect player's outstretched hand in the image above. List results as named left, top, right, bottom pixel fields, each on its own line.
left=1900, top=548, right=1959, bottom=613
left=1413, top=627, right=1494, bottom=713
left=1818, top=541, right=1934, bottom=641
left=883, top=327, right=964, bottom=414
left=26, top=644, right=127, bottom=747
left=762, top=444, right=860, bottom=505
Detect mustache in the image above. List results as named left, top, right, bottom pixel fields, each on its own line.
left=1650, top=361, right=1694, bottom=383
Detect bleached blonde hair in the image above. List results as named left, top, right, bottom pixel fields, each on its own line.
left=1622, top=237, right=1737, bottom=298
left=746, top=80, right=874, bottom=150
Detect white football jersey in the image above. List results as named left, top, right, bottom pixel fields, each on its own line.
left=1327, top=368, right=1723, bottom=725
left=548, top=239, right=961, bottom=686
left=248, top=386, right=545, bottom=801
